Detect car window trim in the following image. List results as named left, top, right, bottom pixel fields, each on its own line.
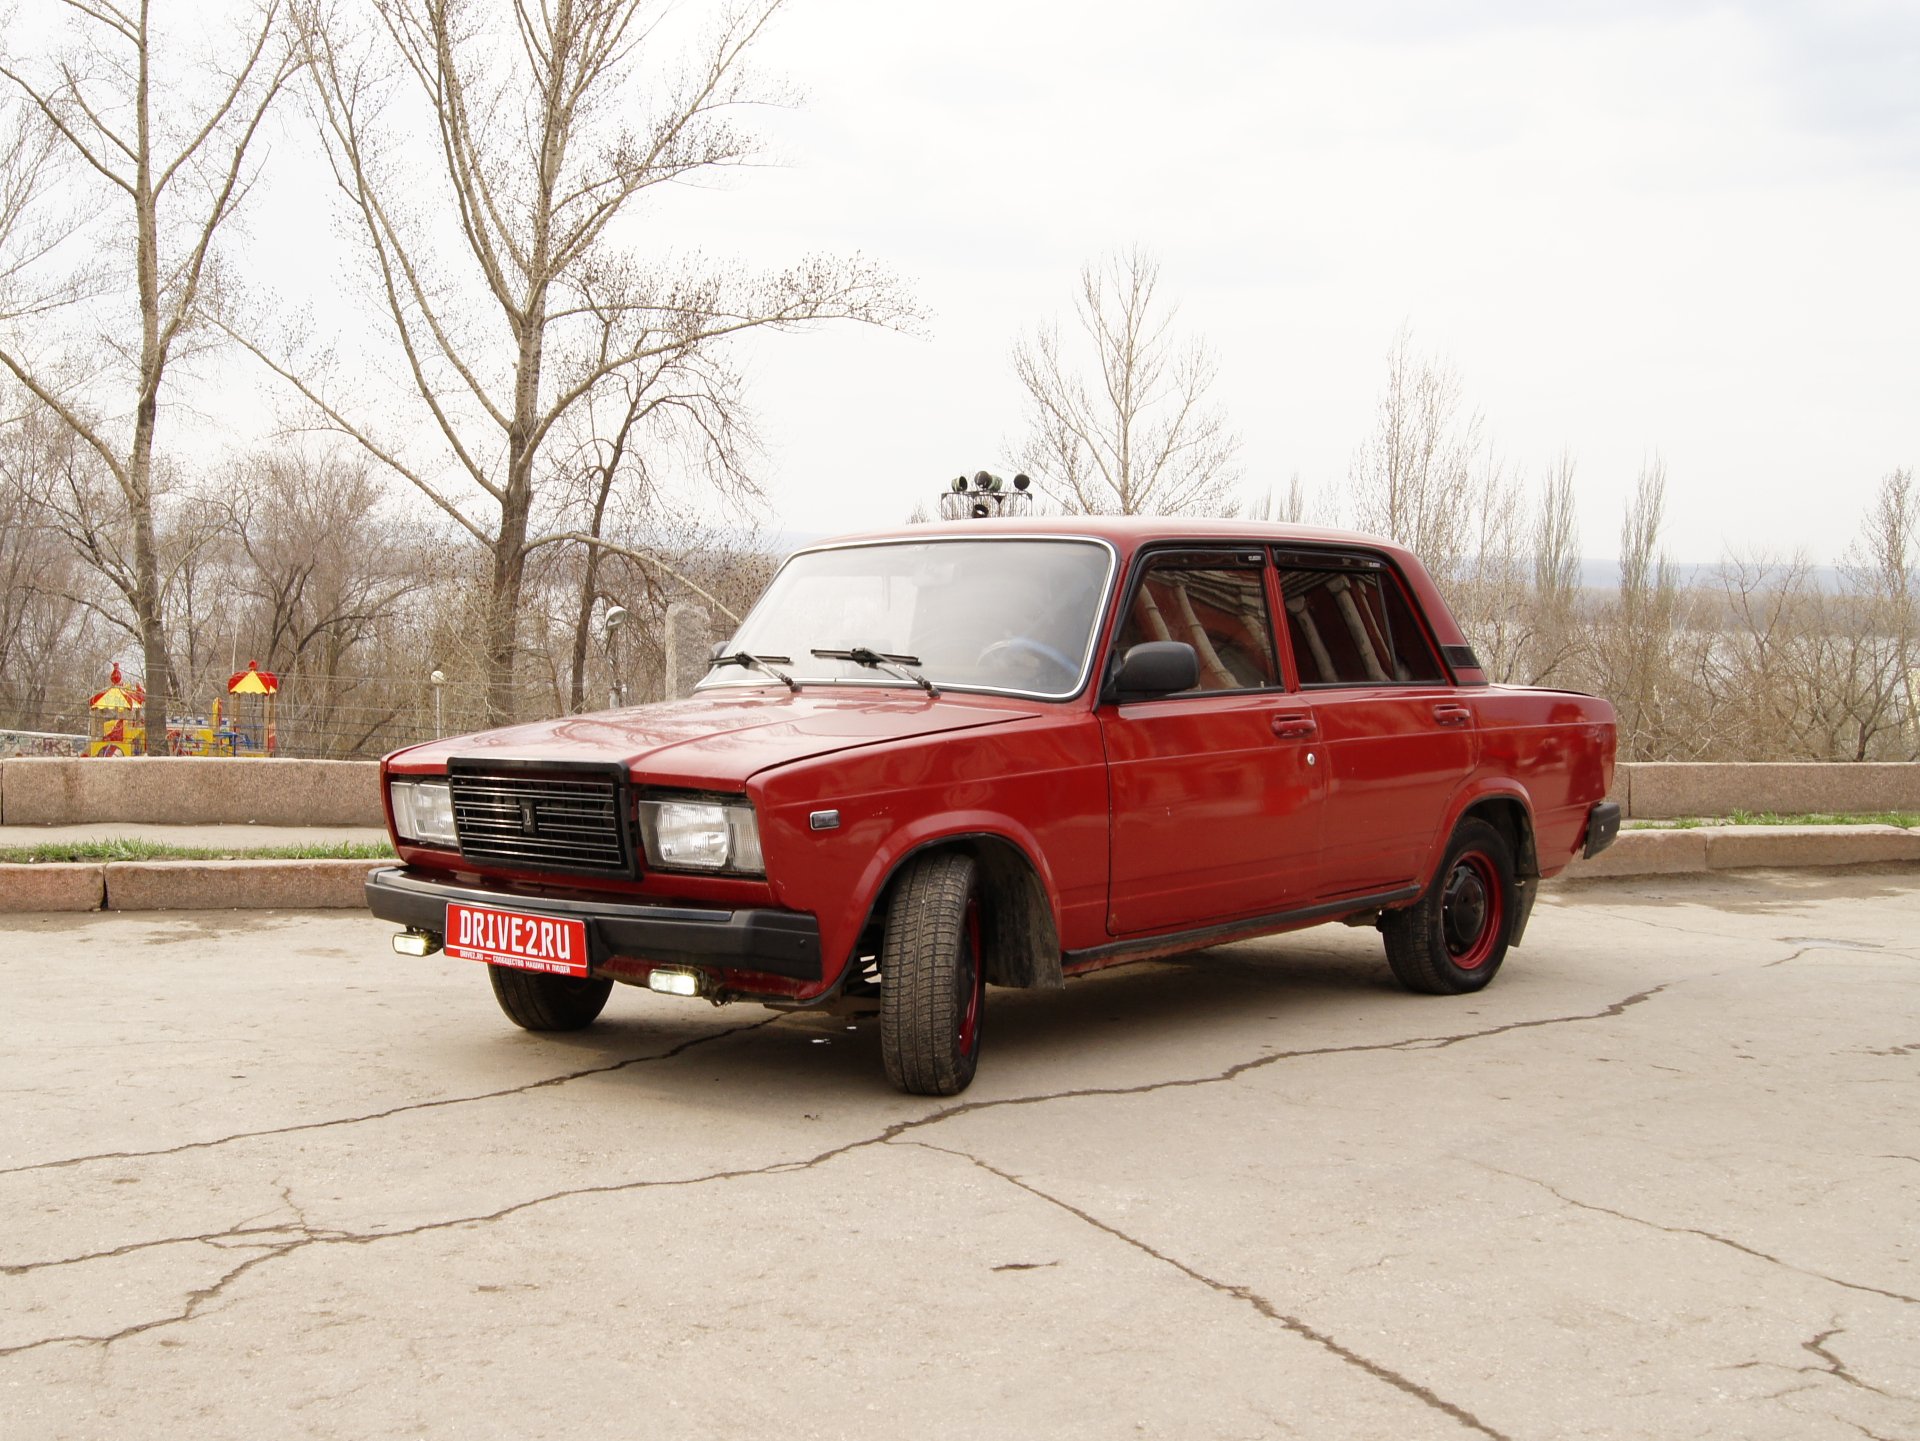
left=1101, top=542, right=1286, bottom=702
left=1269, top=545, right=1452, bottom=690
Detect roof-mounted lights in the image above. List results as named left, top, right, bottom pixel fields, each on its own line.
left=939, top=469, right=1034, bottom=520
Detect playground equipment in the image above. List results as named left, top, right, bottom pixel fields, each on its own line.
left=87, top=664, right=148, bottom=757
left=172, top=660, right=279, bottom=757
left=222, top=660, right=279, bottom=756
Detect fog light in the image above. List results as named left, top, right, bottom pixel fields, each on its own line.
left=648, top=967, right=702, bottom=997
left=392, top=929, right=440, bottom=957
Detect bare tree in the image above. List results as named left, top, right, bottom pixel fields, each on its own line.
left=1832, top=467, right=1918, bottom=759
left=1527, top=450, right=1582, bottom=685
left=1012, top=246, right=1240, bottom=517
left=245, top=0, right=912, bottom=722
left=0, top=0, right=298, bottom=741
left=1599, top=456, right=1681, bottom=757
left=1347, top=327, right=1483, bottom=585
left=1247, top=472, right=1316, bottom=524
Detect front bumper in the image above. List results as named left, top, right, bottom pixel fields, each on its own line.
left=364, top=867, right=822, bottom=982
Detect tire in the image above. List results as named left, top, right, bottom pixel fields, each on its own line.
left=880, top=851, right=986, bottom=1096
left=1382, top=818, right=1516, bottom=995
left=488, top=965, right=614, bottom=1031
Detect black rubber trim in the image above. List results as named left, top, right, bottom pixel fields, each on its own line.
left=1065, top=885, right=1421, bottom=968
left=1442, top=643, right=1481, bottom=670
left=364, top=867, right=820, bottom=980
left=1509, top=877, right=1539, bottom=948
left=1583, top=801, right=1623, bottom=859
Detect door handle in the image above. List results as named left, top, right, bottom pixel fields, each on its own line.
left=1431, top=704, right=1472, bottom=727
left=1270, top=713, right=1317, bottom=740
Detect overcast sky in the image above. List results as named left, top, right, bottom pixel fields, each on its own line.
left=211, top=0, right=1920, bottom=565
left=583, top=0, right=1916, bottom=563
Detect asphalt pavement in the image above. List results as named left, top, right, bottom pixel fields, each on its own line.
left=3, top=872, right=1917, bottom=1440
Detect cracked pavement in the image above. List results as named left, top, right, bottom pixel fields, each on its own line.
left=3, top=870, right=1918, bottom=1440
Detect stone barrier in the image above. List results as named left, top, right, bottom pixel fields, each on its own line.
left=0, top=757, right=383, bottom=827
left=1615, top=762, right=1920, bottom=820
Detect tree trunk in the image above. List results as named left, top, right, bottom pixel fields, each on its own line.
left=486, top=484, right=531, bottom=725
left=566, top=465, right=616, bottom=712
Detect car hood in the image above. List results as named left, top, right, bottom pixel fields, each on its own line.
left=389, top=689, right=1043, bottom=789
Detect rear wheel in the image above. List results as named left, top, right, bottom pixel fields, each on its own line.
left=880, top=851, right=986, bottom=1096
left=1382, top=818, right=1516, bottom=995
left=488, top=966, right=614, bottom=1031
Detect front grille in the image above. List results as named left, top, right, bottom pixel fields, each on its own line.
left=448, top=770, right=630, bottom=875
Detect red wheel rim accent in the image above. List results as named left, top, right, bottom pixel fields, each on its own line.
left=1441, top=851, right=1503, bottom=971
left=957, top=898, right=984, bottom=1057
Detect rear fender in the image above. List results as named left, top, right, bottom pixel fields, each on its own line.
left=1428, top=783, right=1541, bottom=947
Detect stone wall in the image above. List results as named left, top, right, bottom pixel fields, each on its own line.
left=0, top=757, right=383, bottom=826
left=6, top=754, right=1920, bottom=829
left=1613, top=763, right=1920, bottom=820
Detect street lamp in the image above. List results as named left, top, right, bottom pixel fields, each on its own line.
left=429, top=668, right=445, bottom=738
left=605, top=606, right=628, bottom=708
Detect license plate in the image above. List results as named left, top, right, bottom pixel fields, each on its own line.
left=445, top=902, right=590, bottom=978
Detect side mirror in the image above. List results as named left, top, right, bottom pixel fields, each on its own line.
left=1110, top=641, right=1198, bottom=699
left=708, top=642, right=728, bottom=661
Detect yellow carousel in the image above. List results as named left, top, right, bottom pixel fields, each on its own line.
left=87, top=664, right=148, bottom=757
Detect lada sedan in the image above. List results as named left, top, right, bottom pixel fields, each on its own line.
left=367, top=516, right=1619, bottom=1094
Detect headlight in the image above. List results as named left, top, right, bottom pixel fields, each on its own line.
left=390, top=778, right=458, bottom=847
left=638, top=797, right=764, bottom=875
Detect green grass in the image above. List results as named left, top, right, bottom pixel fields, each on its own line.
left=0, top=839, right=396, bottom=864
left=1629, top=811, right=1920, bottom=831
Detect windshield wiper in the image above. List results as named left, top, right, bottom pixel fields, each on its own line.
left=708, top=651, right=799, bottom=692
left=811, top=646, right=940, bottom=697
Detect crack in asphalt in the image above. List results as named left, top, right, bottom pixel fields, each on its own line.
left=894, top=1138, right=1514, bottom=1440
left=0, top=1245, right=301, bottom=1359
left=1800, top=1326, right=1902, bottom=1399
left=3, top=972, right=1682, bottom=1197
left=1725, top=1324, right=1914, bottom=1405
left=0, top=1016, right=784, bottom=1178
left=1488, top=1169, right=1920, bottom=1308
left=1, top=981, right=1694, bottom=1355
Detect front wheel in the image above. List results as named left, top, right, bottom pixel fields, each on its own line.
left=488, top=965, right=614, bottom=1031
left=1381, top=818, right=1516, bottom=995
left=880, top=851, right=986, bottom=1096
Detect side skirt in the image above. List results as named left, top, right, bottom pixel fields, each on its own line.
left=1063, top=886, right=1422, bottom=975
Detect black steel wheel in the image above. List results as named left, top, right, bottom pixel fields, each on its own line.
left=1381, top=817, right=1517, bottom=995
left=880, top=851, right=986, bottom=1096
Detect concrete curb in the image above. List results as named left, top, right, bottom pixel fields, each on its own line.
left=0, top=863, right=108, bottom=912
left=101, top=859, right=383, bottom=911
left=1561, top=824, right=1920, bottom=881
left=0, top=858, right=383, bottom=913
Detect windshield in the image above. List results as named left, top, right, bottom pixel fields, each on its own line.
left=700, top=537, right=1116, bottom=699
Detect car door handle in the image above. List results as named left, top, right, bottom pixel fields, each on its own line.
left=1431, top=704, right=1472, bottom=727
left=1270, top=713, right=1318, bottom=740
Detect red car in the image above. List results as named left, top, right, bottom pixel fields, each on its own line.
left=367, top=514, right=1618, bottom=1094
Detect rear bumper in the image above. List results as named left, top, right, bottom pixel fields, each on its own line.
left=364, top=867, right=822, bottom=982
left=1583, top=800, right=1623, bottom=859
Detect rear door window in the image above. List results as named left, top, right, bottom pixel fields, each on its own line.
left=1274, top=555, right=1445, bottom=686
